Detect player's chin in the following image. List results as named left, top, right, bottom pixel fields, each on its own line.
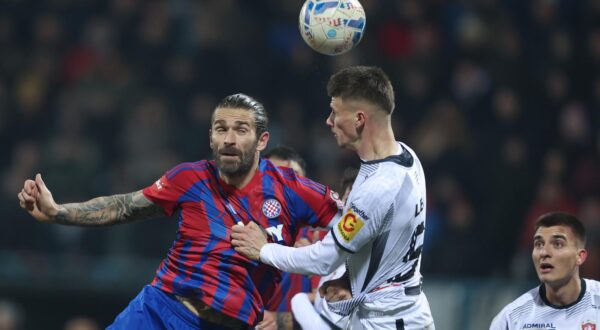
left=536, top=272, right=556, bottom=284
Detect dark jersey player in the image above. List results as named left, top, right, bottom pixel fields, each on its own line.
left=17, top=94, right=340, bottom=329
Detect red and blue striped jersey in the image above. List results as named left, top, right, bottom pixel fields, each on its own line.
left=142, top=159, right=339, bottom=326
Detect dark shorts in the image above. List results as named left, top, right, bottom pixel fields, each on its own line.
left=107, top=285, right=233, bottom=330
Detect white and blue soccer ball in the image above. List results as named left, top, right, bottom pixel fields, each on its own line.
left=298, top=0, right=366, bottom=56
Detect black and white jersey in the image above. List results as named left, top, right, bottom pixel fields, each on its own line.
left=490, top=279, right=600, bottom=330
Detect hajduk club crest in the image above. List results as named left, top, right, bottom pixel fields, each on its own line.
left=262, top=199, right=282, bottom=219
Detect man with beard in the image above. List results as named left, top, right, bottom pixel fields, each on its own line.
left=231, top=66, right=435, bottom=329
left=17, top=93, right=341, bottom=329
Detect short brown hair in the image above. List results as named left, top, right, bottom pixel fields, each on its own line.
left=327, top=66, right=395, bottom=114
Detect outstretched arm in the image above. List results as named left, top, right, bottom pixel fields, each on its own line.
left=18, top=173, right=164, bottom=226
left=231, top=221, right=348, bottom=276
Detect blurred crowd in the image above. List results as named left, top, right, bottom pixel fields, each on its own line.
left=0, top=1, right=599, bottom=326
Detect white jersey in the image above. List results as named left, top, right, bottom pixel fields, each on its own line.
left=490, top=279, right=600, bottom=330
left=328, top=142, right=433, bottom=329
left=260, top=142, right=434, bottom=329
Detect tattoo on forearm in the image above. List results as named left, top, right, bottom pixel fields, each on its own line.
left=54, top=190, right=164, bottom=226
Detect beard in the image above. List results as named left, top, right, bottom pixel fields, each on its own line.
left=213, top=142, right=258, bottom=177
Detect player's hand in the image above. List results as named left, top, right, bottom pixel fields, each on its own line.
left=17, top=173, right=60, bottom=223
left=231, top=221, right=268, bottom=260
left=294, top=237, right=311, bottom=248
left=319, top=277, right=352, bottom=302
left=255, top=310, right=277, bottom=330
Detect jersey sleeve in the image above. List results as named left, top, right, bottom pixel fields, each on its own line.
left=260, top=231, right=348, bottom=276
left=142, top=163, right=197, bottom=216
left=331, top=177, right=396, bottom=253
left=288, top=176, right=342, bottom=229
left=489, top=308, right=510, bottom=330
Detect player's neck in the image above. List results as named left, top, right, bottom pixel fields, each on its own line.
left=544, top=275, right=582, bottom=306
left=356, top=126, right=398, bottom=161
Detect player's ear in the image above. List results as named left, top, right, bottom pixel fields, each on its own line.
left=209, top=129, right=214, bottom=150
left=576, top=248, right=588, bottom=266
left=355, top=111, right=366, bottom=130
left=256, top=131, right=269, bottom=152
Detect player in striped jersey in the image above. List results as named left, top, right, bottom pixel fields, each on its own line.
left=490, top=212, right=600, bottom=330
left=17, top=94, right=341, bottom=329
left=232, top=66, right=435, bottom=329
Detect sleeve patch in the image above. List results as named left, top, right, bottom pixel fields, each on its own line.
left=337, top=209, right=365, bottom=242
left=330, top=190, right=344, bottom=210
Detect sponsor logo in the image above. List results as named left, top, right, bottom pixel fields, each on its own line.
left=582, top=321, right=596, bottom=330
left=262, top=199, right=282, bottom=219
left=349, top=202, right=370, bottom=221
left=522, top=323, right=556, bottom=329
left=330, top=190, right=343, bottom=209
left=337, top=209, right=364, bottom=242
left=154, top=179, right=163, bottom=190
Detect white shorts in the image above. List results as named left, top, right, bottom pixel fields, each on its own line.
left=349, top=291, right=435, bottom=330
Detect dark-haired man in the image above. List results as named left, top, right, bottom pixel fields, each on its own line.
left=232, top=66, right=435, bottom=329
left=490, top=212, right=600, bottom=329
left=17, top=94, right=341, bottom=329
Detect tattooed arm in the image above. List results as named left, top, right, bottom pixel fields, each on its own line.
left=18, top=174, right=164, bottom=226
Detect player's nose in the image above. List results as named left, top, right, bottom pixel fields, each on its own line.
left=223, top=129, right=236, bottom=144
left=325, top=114, right=333, bottom=127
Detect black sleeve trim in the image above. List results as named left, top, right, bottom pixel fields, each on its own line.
left=330, top=228, right=355, bottom=254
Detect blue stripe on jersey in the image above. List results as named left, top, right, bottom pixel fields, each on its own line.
left=178, top=179, right=211, bottom=202
left=172, top=239, right=193, bottom=293
left=283, top=185, right=319, bottom=228
left=240, top=271, right=257, bottom=318
left=297, top=176, right=326, bottom=195
left=154, top=210, right=186, bottom=291
left=212, top=248, right=237, bottom=309
left=279, top=168, right=297, bottom=180
left=166, top=161, right=208, bottom=180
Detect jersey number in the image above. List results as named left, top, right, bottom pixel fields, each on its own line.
left=389, top=221, right=425, bottom=283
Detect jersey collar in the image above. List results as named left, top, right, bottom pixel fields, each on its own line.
left=539, top=278, right=586, bottom=309
left=361, top=143, right=414, bottom=167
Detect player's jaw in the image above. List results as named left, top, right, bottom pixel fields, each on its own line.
left=214, top=143, right=258, bottom=176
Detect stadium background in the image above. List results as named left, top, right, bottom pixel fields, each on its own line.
left=0, top=0, right=598, bottom=329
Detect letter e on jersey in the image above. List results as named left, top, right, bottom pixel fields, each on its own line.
left=337, top=209, right=365, bottom=242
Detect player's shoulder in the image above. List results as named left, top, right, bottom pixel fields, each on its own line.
left=261, top=159, right=297, bottom=182
left=261, top=158, right=330, bottom=197
left=164, top=160, right=213, bottom=180
left=584, top=278, right=600, bottom=294
left=493, top=286, right=539, bottom=324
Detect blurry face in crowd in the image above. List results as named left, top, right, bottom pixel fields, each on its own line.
left=268, top=158, right=305, bottom=177
left=210, top=107, right=268, bottom=177
left=326, top=97, right=360, bottom=149
left=532, top=225, right=587, bottom=288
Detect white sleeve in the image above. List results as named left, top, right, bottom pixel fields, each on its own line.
left=331, top=178, right=396, bottom=253
left=260, top=231, right=348, bottom=276
left=291, top=293, right=335, bottom=330
left=489, top=308, right=511, bottom=330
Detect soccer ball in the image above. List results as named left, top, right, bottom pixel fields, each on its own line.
left=298, top=0, right=366, bottom=56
